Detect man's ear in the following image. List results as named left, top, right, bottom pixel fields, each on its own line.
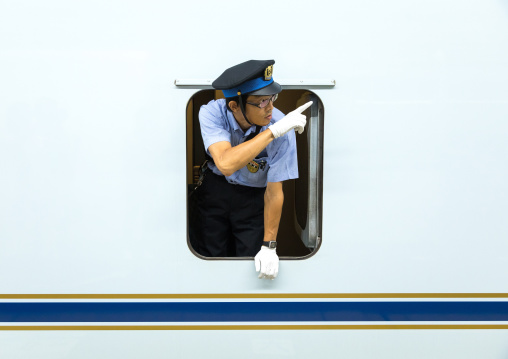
left=228, top=100, right=239, bottom=112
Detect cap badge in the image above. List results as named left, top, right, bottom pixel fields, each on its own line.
left=264, top=65, right=273, bottom=81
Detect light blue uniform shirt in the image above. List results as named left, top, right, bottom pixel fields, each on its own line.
left=199, top=99, right=299, bottom=188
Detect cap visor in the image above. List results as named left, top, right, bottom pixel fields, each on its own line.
left=248, top=81, right=282, bottom=96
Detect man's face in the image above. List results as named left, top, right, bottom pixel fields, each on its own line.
left=244, top=94, right=275, bottom=127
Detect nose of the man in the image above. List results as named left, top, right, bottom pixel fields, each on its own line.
left=266, top=100, right=274, bottom=111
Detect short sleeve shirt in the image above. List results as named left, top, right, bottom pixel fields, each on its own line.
left=199, top=99, right=299, bottom=188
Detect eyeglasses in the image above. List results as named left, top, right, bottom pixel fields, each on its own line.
left=246, top=94, right=278, bottom=109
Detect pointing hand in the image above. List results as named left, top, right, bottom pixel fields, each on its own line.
left=269, top=101, right=313, bottom=138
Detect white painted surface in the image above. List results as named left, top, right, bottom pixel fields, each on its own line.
left=1, top=330, right=508, bottom=359
left=1, top=0, right=508, bottom=357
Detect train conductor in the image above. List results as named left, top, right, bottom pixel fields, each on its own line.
left=189, top=59, right=312, bottom=279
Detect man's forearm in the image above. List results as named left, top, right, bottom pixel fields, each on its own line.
left=263, top=182, right=284, bottom=242
left=211, top=130, right=274, bottom=176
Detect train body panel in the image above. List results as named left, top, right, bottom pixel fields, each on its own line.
left=1, top=0, right=508, bottom=357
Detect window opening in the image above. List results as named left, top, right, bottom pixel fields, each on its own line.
left=186, top=89, right=323, bottom=259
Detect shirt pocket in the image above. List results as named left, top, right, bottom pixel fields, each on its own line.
left=239, top=156, right=269, bottom=187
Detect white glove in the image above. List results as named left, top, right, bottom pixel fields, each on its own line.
left=254, top=246, right=279, bottom=280
left=269, top=101, right=313, bottom=138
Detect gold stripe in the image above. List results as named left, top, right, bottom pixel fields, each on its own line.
left=1, top=325, right=508, bottom=331
left=1, top=293, right=508, bottom=299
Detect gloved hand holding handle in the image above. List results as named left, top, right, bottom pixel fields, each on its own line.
left=269, top=101, right=313, bottom=138
left=254, top=246, right=279, bottom=280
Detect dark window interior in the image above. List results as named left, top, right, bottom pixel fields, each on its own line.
left=186, top=89, right=323, bottom=259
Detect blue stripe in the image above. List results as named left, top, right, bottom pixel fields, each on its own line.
left=1, top=302, right=508, bottom=322
left=222, top=77, right=274, bottom=97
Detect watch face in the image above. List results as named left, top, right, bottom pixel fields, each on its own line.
left=269, top=241, right=277, bottom=249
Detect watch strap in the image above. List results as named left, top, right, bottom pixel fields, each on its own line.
left=262, top=241, right=277, bottom=249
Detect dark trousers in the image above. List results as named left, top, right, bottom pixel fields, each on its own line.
left=189, top=171, right=265, bottom=257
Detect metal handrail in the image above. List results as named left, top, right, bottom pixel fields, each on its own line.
left=294, top=94, right=323, bottom=249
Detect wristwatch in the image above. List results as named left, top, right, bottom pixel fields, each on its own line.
left=262, top=241, right=277, bottom=249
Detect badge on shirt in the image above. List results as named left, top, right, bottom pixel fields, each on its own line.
left=247, top=161, right=260, bottom=173
left=247, top=159, right=267, bottom=173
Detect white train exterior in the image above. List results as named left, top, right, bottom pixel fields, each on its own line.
left=1, top=0, right=508, bottom=358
